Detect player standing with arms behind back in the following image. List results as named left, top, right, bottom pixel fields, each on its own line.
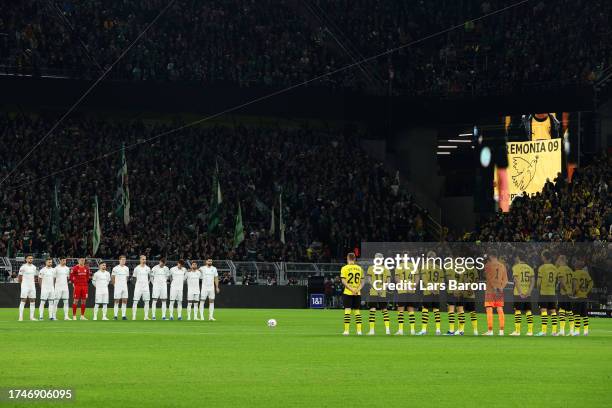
left=186, top=262, right=201, bottom=320
left=18, top=255, right=38, bottom=321
left=93, top=263, right=111, bottom=320
left=151, top=258, right=170, bottom=320
left=70, top=258, right=91, bottom=320
left=132, top=255, right=151, bottom=320
left=483, top=250, right=508, bottom=336
left=536, top=250, right=559, bottom=336
left=38, top=258, right=56, bottom=320
left=510, top=253, right=535, bottom=336
left=112, top=256, right=130, bottom=320
left=53, top=258, right=71, bottom=320
left=199, top=258, right=220, bottom=321
left=340, top=252, right=364, bottom=336
left=169, top=260, right=187, bottom=320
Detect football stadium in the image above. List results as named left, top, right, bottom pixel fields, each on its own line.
left=0, top=1, right=611, bottom=407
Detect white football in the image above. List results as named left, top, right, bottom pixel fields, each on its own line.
left=267, top=319, right=277, bottom=327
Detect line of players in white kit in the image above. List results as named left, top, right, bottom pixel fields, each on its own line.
left=17, top=254, right=220, bottom=322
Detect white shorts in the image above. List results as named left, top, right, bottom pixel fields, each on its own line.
left=186, top=290, right=200, bottom=302
left=169, top=287, right=183, bottom=301
left=134, top=286, right=150, bottom=302
left=114, top=286, right=129, bottom=300
left=95, top=290, right=109, bottom=304
left=40, top=288, right=55, bottom=301
left=20, top=285, right=36, bottom=299
left=152, top=283, right=168, bottom=300
left=200, top=288, right=216, bottom=301
left=54, top=286, right=69, bottom=301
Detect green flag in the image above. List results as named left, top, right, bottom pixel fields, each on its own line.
left=115, top=144, right=130, bottom=225
left=279, top=191, right=286, bottom=244
left=48, top=181, right=61, bottom=241
left=208, top=161, right=222, bottom=232
left=92, top=195, right=101, bottom=256
left=233, top=202, right=245, bottom=249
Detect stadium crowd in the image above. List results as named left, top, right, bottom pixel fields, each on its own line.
left=0, top=114, right=428, bottom=262
left=1, top=0, right=610, bottom=94
left=469, top=154, right=611, bottom=242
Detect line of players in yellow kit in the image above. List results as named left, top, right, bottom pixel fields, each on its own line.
left=340, top=250, right=593, bottom=336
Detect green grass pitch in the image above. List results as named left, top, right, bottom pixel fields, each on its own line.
left=1, top=308, right=611, bottom=407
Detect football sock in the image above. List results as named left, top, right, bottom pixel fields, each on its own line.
left=63, top=303, right=69, bottom=318
left=368, top=310, right=375, bottom=331
left=551, top=312, right=558, bottom=334
left=583, top=316, right=589, bottom=334
left=421, top=308, right=429, bottom=331
left=161, top=301, right=167, bottom=318
left=19, top=301, right=25, bottom=319
left=169, top=302, right=174, bottom=318
left=72, top=303, right=77, bottom=317
left=114, top=303, right=119, bottom=317
left=470, top=311, right=478, bottom=331
left=486, top=307, right=493, bottom=330
left=514, top=310, right=521, bottom=333
left=199, top=301, right=205, bottom=319
left=354, top=310, right=362, bottom=332
left=559, top=308, right=566, bottom=332
left=541, top=310, right=548, bottom=333
left=434, top=309, right=441, bottom=331
left=408, top=311, right=416, bottom=332
left=526, top=311, right=533, bottom=333
left=458, top=311, right=465, bottom=332
left=143, top=302, right=149, bottom=318
left=132, top=302, right=138, bottom=320
left=29, top=302, right=35, bottom=319
left=151, top=301, right=157, bottom=318
left=187, top=303, right=192, bottom=319
left=397, top=311, right=404, bottom=331
left=177, top=302, right=182, bottom=318
left=39, top=302, right=45, bottom=319
left=121, top=303, right=127, bottom=317
left=449, top=311, right=455, bottom=332
left=80, top=303, right=86, bottom=316
left=94, top=304, right=99, bottom=319
left=574, top=314, right=581, bottom=332
left=568, top=310, right=574, bottom=332
left=497, top=307, right=505, bottom=331
left=102, top=304, right=107, bottom=318
left=383, top=310, right=390, bottom=330
left=209, top=303, right=214, bottom=318
left=343, top=309, right=351, bottom=332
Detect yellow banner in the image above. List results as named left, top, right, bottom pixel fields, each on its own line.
left=495, top=139, right=562, bottom=204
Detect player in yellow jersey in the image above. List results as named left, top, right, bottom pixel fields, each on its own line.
left=454, top=265, right=480, bottom=336
left=444, top=265, right=461, bottom=335
left=340, top=252, right=364, bottom=336
left=571, top=258, right=593, bottom=336
left=417, top=251, right=445, bottom=336
left=394, top=258, right=419, bottom=335
left=510, top=254, right=535, bottom=336
left=536, top=251, right=560, bottom=336
left=366, top=253, right=391, bottom=335
left=556, top=255, right=574, bottom=336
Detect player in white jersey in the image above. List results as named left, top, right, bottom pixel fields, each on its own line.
left=169, top=260, right=187, bottom=320
left=132, top=255, right=151, bottom=320
left=199, top=258, right=220, bottom=321
left=18, top=255, right=38, bottom=321
left=185, top=262, right=201, bottom=320
left=111, top=255, right=130, bottom=320
left=92, top=262, right=111, bottom=320
left=52, top=258, right=71, bottom=320
left=150, top=258, right=170, bottom=320
left=38, top=258, right=56, bottom=320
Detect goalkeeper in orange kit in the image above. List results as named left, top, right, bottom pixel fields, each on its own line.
left=483, top=250, right=508, bottom=336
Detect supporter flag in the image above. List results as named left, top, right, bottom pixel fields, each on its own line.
left=279, top=191, right=286, bottom=244
left=270, top=206, right=276, bottom=235
left=233, top=202, right=244, bottom=249
left=115, top=144, right=131, bottom=225
left=92, top=196, right=101, bottom=256
left=208, top=161, right=223, bottom=232
left=48, top=181, right=61, bottom=240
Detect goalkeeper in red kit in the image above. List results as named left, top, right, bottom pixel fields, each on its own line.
left=70, top=258, right=91, bottom=320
